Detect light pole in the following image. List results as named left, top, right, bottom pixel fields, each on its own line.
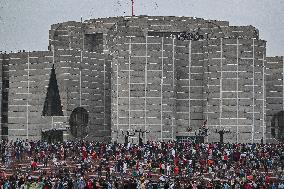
left=131, top=0, right=134, bottom=16
left=215, top=129, right=230, bottom=143
left=121, top=130, right=135, bottom=146
left=134, top=129, right=150, bottom=146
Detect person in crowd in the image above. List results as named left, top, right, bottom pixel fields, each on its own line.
left=0, top=139, right=283, bottom=189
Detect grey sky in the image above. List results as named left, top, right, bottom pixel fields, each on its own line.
left=0, top=0, right=283, bottom=56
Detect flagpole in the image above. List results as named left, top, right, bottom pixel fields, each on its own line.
left=132, top=0, right=134, bottom=16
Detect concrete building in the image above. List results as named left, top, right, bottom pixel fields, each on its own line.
left=0, top=16, right=282, bottom=143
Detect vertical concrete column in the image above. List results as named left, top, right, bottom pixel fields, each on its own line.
left=203, top=41, right=209, bottom=142
left=160, top=37, right=164, bottom=141
left=128, top=37, right=132, bottom=130
left=52, top=48, right=55, bottom=132
left=79, top=70, right=82, bottom=107
left=171, top=37, right=175, bottom=140
left=219, top=38, right=223, bottom=128
left=116, top=62, right=119, bottom=140
left=204, top=43, right=209, bottom=143
left=262, top=54, right=266, bottom=142
left=81, top=21, right=85, bottom=51
left=283, top=56, right=284, bottom=111
left=188, top=40, right=192, bottom=128
left=144, top=36, right=148, bottom=142
left=252, top=39, right=255, bottom=143
left=236, top=38, right=239, bottom=143
left=0, top=55, right=3, bottom=139
left=103, top=59, right=106, bottom=131
left=26, top=52, right=30, bottom=140
left=68, top=27, right=72, bottom=50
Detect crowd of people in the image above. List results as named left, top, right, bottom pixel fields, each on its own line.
left=0, top=139, right=284, bottom=189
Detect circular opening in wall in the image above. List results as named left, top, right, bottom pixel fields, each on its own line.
left=69, top=107, right=89, bottom=139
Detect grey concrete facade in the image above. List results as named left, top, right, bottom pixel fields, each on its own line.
left=2, top=50, right=111, bottom=141
left=0, top=16, right=282, bottom=143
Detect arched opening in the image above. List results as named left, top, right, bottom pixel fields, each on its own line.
left=271, top=111, right=284, bottom=141
left=69, top=107, right=89, bottom=139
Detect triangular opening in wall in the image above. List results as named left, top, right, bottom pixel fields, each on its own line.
left=42, top=64, right=63, bottom=116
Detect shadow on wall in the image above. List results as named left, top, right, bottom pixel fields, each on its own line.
left=271, top=111, right=284, bottom=141
left=42, top=64, right=63, bottom=116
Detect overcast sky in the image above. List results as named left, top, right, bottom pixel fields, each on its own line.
left=0, top=0, right=283, bottom=56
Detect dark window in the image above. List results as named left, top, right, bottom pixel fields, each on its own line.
left=84, top=33, right=103, bottom=53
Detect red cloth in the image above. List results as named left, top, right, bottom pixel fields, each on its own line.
left=224, top=155, right=229, bottom=161
left=265, top=175, right=270, bottom=183
left=82, top=147, right=88, bottom=159
left=174, top=156, right=179, bottom=165
left=247, top=175, right=253, bottom=180
left=31, top=161, right=37, bottom=168
left=208, top=159, right=214, bottom=166
left=87, top=180, right=93, bottom=189
left=174, top=166, right=179, bottom=175
left=244, top=183, right=253, bottom=189
left=159, top=162, right=162, bottom=169
left=136, top=162, right=140, bottom=170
